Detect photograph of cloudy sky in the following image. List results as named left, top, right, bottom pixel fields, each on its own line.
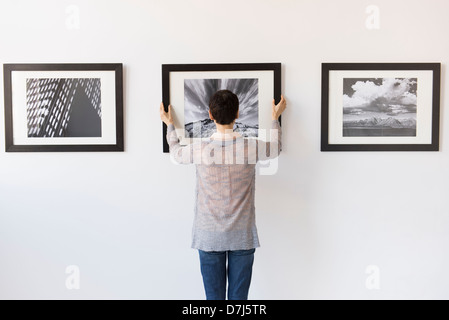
left=184, top=78, right=259, bottom=138
left=343, top=78, right=417, bottom=137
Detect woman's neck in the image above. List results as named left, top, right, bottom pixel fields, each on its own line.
left=215, top=122, right=235, bottom=134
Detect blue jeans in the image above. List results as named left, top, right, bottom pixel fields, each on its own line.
left=198, top=249, right=255, bottom=300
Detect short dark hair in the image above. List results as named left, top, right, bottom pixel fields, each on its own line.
left=209, top=90, right=239, bottom=125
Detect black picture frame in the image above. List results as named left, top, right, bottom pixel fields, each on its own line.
left=162, top=63, right=282, bottom=153
left=3, top=63, right=124, bottom=152
left=321, top=63, right=441, bottom=152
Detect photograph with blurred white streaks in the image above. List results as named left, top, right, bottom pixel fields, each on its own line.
left=184, top=78, right=259, bottom=138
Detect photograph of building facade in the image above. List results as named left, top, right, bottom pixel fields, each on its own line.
left=26, top=78, right=102, bottom=138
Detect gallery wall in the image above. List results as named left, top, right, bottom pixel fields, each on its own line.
left=0, top=0, right=448, bottom=299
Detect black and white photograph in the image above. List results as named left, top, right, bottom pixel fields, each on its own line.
left=184, top=78, right=259, bottom=138
left=321, top=63, right=440, bottom=152
left=4, top=63, right=124, bottom=152
left=27, top=78, right=102, bottom=138
left=162, top=63, right=281, bottom=153
left=343, top=78, right=417, bottom=137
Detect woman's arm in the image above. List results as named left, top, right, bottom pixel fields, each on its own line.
left=257, top=96, right=287, bottom=160
left=160, top=103, right=194, bottom=164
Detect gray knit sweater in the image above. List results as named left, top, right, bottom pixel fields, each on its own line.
left=167, top=120, right=281, bottom=251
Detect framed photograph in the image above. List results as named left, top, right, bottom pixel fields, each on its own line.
left=162, top=63, right=281, bottom=153
left=4, top=63, right=124, bottom=152
left=321, top=63, right=441, bottom=151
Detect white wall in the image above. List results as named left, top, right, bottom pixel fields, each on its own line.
left=0, top=0, right=448, bottom=299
